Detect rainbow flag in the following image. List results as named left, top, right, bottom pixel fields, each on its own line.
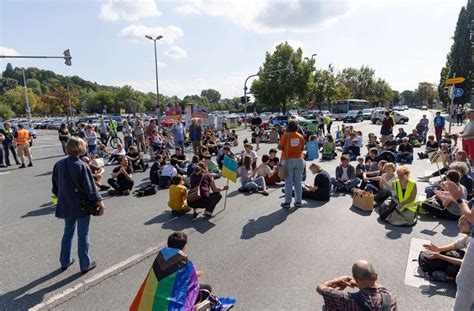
left=130, top=247, right=199, bottom=311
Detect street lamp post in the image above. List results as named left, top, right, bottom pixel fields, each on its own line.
left=21, top=69, right=31, bottom=126
left=145, top=35, right=164, bottom=131
left=243, top=65, right=293, bottom=129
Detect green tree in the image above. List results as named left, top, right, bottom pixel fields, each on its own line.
left=200, top=89, right=221, bottom=103
left=0, top=86, right=39, bottom=115
left=0, top=77, right=18, bottom=94
left=415, top=82, right=438, bottom=108
left=26, top=78, right=42, bottom=96
left=251, top=42, right=314, bottom=113
left=400, top=90, right=415, bottom=106
left=0, top=102, right=14, bottom=120
left=312, top=65, right=336, bottom=110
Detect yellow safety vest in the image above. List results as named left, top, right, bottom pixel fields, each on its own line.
left=393, top=179, right=417, bottom=212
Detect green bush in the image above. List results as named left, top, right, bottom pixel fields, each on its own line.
left=0, top=103, right=14, bottom=120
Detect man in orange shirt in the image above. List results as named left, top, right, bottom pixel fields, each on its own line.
left=14, top=123, right=32, bottom=168
left=279, top=120, right=305, bottom=208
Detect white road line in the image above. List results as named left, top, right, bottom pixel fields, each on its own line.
left=31, top=144, right=61, bottom=149
left=404, top=238, right=432, bottom=288
left=29, top=244, right=164, bottom=311
left=0, top=172, right=11, bottom=175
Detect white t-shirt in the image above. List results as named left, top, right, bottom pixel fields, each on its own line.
left=161, top=164, right=177, bottom=177
left=462, top=121, right=474, bottom=140
left=242, top=150, right=257, bottom=161
left=341, top=167, right=349, bottom=181
left=381, top=173, right=397, bottom=190
left=113, top=149, right=126, bottom=156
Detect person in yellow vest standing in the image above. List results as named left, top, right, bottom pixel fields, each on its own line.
left=14, top=123, right=33, bottom=168
left=384, top=167, right=418, bottom=226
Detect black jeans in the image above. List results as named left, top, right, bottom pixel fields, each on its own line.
left=3, top=143, right=19, bottom=165
left=158, top=176, right=171, bottom=189
left=302, top=190, right=329, bottom=201
left=188, top=192, right=222, bottom=213
left=432, top=167, right=449, bottom=177
left=108, top=178, right=134, bottom=191
left=422, top=201, right=460, bottom=220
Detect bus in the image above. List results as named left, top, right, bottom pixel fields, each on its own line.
left=331, top=99, right=371, bottom=120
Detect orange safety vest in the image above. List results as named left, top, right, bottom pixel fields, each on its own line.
left=16, top=129, right=30, bottom=145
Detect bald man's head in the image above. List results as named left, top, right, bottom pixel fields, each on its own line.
left=352, top=260, right=377, bottom=282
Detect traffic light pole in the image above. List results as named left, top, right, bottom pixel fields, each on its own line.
left=448, top=72, right=456, bottom=134
left=0, top=49, right=72, bottom=66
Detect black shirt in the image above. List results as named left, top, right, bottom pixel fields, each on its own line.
left=461, top=174, right=473, bottom=199
left=268, top=156, right=280, bottom=169
left=251, top=117, right=262, bottom=126
left=348, top=145, right=360, bottom=156
left=0, top=128, right=15, bottom=144
left=113, top=165, right=133, bottom=184
left=398, top=143, right=413, bottom=153
left=314, top=170, right=330, bottom=201
left=426, top=141, right=439, bottom=150
left=384, top=140, right=398, bottom=151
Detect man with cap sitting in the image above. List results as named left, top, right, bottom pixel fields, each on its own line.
left=396, top=137, right=413, bottom=164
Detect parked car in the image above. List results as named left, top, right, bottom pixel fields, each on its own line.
left=258, top=114, right=270, bottom=130
left=271, top=115, right=289, bottom=126
left=320, top=110, right=333, bottom=118
left=344, top=110, right=364, bottom=123
left=362, top=108, right=374, bottom=120
left=420, top=105, right=428, bottom=110
left=371, top=111, right=409, bottom=125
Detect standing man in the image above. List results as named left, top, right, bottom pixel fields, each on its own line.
left=98, top=119, right=108, bottom=144
left=189, top=119, right=202, bottom=155
left=14, top=123, right=33, bottom=168
left=171, top=120, right=186, bottom=151
left=107, top=118, right=117, bottom=138
left=121, top=120, right=133, bottom=152
left=251, top=112, right=263, bottom=151
left=434, top=111, right=446, bottom=141
left=134, top=116, right=145, bottom=153
left=0, top=122, right=20, bottom=166
left=459, top=109, right=474, bottom=165
left=0, top=131, right=6, bottom=168
left=323, top=114, right=333, bottom=134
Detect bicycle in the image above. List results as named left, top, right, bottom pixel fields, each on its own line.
left=102, top=131, right=122, bottom=149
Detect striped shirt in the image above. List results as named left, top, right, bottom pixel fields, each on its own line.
left=320, top=287, right=397, bottom=311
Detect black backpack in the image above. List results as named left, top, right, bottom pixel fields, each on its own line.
left=135, top=184, right=157, bottom=197
left=418, top=250, right=464, bottom=277
left=350, top=291, right=391, bottom=311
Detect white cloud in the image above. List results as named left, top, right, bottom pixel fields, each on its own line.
left=157, top=61, right=168, bottom=68
left=164, top=45, right=188, bottom=59
left=273, top=40, right=304, bottom=50
left=0, top=47, right=20, bottom=56
left=174, top=0, right=354, bottom=33
left=176, top=5, right=201, bottom=15
left=119, top=25, right=184, bottom=44
left=100, top=0, right=161, bottom=22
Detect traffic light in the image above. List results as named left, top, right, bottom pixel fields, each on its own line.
left=63, top=49, right=72, bottom=66
left=240, top=96, right=250, bottom=104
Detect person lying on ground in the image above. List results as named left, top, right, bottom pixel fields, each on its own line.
left=421, top=215, right=471, bottom=282
left=168, top=175, right=191, bottom=216
left=331, top=155, right=361, bottom=193
left=302, top=163, right=331, bottom=201
left=108, top=155, right=134, bottom=195
left=316, top=259, right=397, bottom=310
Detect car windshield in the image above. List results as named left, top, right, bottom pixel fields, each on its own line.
left=347, top=110, right=358, bottom=116
left=362, top=109, right=373, bottom=113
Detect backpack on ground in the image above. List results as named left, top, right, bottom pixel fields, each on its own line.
left=135, top=184, right=157, bottom=197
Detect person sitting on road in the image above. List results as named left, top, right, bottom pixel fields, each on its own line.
left=365, top=148, right=380, bottom=172
left=316, top=260, right=397, bottom=310
left=188, top=163, right=229, bottom=218
left=242, top=143, right=258, bottom=170
left=108, top=155, right=134, bottom=196
left=372, top=162, right=397, bottom=204
left=348, top=139, right=361, bottom=161
left=305, top=135, right=319, bottom=161
left=424, top=170, right=466, bottom=220
left=130, top=231, right=213, bottom=309
left=170, top=155, right=187, bottom=175
left=418, top=135, right=439, bottom=159
left=395, top=137, right=413, bottom=164
left=217, top=144, right=235, bottom=169
left=355, top=156, right=367, bottom=180
left=173, top=147, right=189, bottom=169
left=366, top=133, right=381, bottom=153
left=302, top=163, right=331, bottom=201
left=382, top=134, right=398, bottom=153
left=265, top=149, right=281, bottom=185
left=360, top=160, right=388, bottom=194
left=238, top=156, right=269, bottom=195
left=450, top=161, right=473, bottom=200
left=395, top=128, right=407, bottom=143
left=126, top=146, right=148, bottom=172
left=187, top=155, right=200, bottom=177
left=159, top=159, right=178, bottom=189
left=381, top=167, right=418, bottom=226
left=85, top=155, right=110, bottom=191
left=408, top=129, right=423, bottom=147
left=322, top=134, right=336, bottom=160
left=421, top=215, right=471, bottom=282
left=168, top=175, right=191, bottom=216
left=331, top=155, right=361, bottom=193
left=254, top=154, right=277, bottom=182
left=107, top=143, right=126, bottom=165
left=203, top=153, right=221, bottom=179
left=150, top=154, right=163, bottom=186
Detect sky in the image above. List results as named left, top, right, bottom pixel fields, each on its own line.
left=0, top=0, right=467, bottom=99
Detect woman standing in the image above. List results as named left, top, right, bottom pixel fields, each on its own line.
left=58, top=123, right=70, bottom=155
left=52, top=136, right=104, bottom=274
left=279, top=120, right=305, bottom=209
left=188, top=163, right=228, bottom=217
left=84, top=124, right=98, bottom=155
left=380, top=111, right=395, bottom=145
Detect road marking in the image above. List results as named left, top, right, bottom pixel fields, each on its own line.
left=0, top=172, right=11, bottom=175
left=404, top=238, right=432, bottom=288
left=29, top=244, right=164, bottom=311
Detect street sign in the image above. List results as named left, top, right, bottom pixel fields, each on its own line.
left=446, top=77, right=465, bottom=84
left=454, top=88, right=464, bottom=97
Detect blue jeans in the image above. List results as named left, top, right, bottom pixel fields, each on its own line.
left=60, top=216, right=92, bottom=271
left=174, top=140, right=185, bottom=151
left=283, top=158, right=305, bottom=204
left=331, top=178, right=361, bottom=192
left=396, top=153, right=413, bottom=163
left=124, top=136, right=133, bottom=152
left=88, top=145, right=96, bottom=155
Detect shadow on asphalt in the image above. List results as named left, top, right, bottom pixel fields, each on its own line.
left=349, top=205, right=373, bottom=216
left=417, top=215, right=459, bottom=237
left=144, top=211, right=216, bottom=234
left=21, top=204, right=56, bottom=218
left=34, top=171, right=53, bottom=177
left=1, top=269, right=82, bottom=310
left=376, top=218, right=414, bottom=240
left=240, top=207, right=298, bottom=240
left=419, top=282, right=456, bottom=298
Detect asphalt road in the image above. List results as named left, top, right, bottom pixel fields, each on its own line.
left=0, top=109, right=467, bottom=310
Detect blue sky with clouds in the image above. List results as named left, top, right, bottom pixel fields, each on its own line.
left=0, top=0, right=467, bottom=98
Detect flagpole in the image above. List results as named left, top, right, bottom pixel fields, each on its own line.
left=223, top=179, right=229, bottom=210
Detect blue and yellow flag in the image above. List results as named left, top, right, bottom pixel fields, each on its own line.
left=222, top=156, right=238, bottom=183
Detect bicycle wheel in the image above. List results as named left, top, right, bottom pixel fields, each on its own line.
left=110, top=136, right=122, bottom=149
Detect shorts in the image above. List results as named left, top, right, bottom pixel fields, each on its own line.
left=462, top=139, right=474, bottom=159
left=17, top=144, right=31, bottom=158
left=380, top=127, right=392, bottom=136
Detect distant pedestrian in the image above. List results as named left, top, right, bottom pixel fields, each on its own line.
left=121, top=120, right=133, bottom=152
left=0, top=131, right=6, bottom=167
left=84, top=124, right=98, bottom=155
left=459, top=109, right=474, bottom=165
left=0, top=122, right=20, bottom=166
left=434, top=111, right=446, bottom=141
left=171, top=121, right=186, bottom=151
left=456, top=105, right=464, bottom=125
left=52, top=136, right=104, bottom=275
left=380, top=111, right=395, bottom=145
left=58, top=123, right=70, bottom=155
left=15, top=123, right=32, bottom=168
left=134, top=116, right=145, bottom=153
left=189, top=119, right=203, bottom=155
